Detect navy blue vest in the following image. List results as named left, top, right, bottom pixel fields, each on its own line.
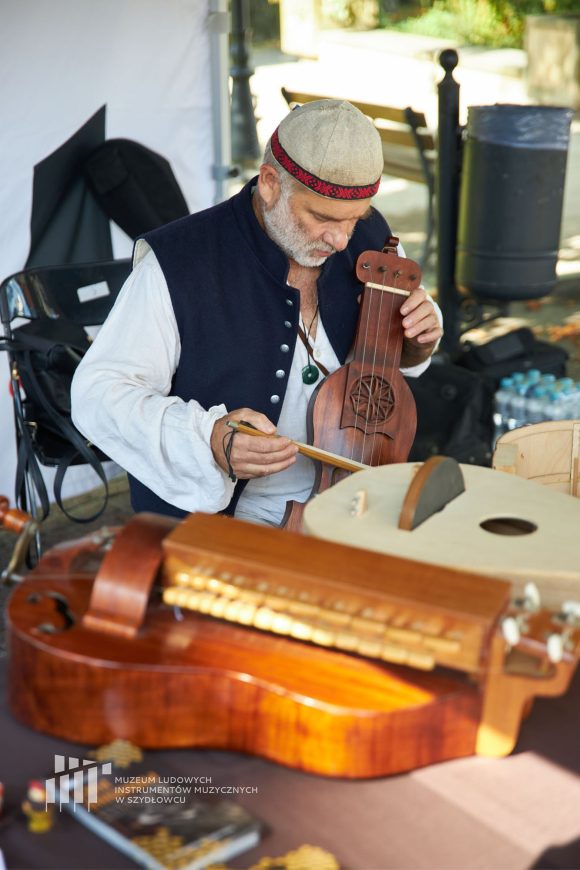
left=129, top=179, right=391, bottom=517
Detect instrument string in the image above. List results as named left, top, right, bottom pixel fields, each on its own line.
left=351, top=257, right=402, bottom=468
left=350, top=267, right=375, bottom=465
left=368, top=265, right=388, bottom=466
left=363, top=261, right=394, bottom=467
left=375, top=262, right=396, bottom=466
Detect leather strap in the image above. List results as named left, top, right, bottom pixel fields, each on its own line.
left=296, top=326, right=330, bottom=377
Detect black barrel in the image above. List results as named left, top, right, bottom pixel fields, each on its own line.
left=456, top=104, right=573, bottom=301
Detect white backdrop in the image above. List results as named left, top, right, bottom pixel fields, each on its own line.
left=0, top=0, right=228, bottom=504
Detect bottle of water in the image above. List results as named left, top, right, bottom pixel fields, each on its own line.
left=540, top=373, right=556, bottom=389
left=493, top=376, right=514, bottom=441
left=509, top=385, right=529, bottom=430
left=574, top=383, right=580, bottom=419
left=524, top=369, right=541, bottom=395
left=544, top=389, right=567, bottom=422
left=560, top=385, right=577, bottom=419
left=511, top=371, right=527, bottom=388
left=526, top=386, right=548, bottom=424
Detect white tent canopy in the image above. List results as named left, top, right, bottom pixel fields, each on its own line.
left=0, top=0, right=230, bottom=503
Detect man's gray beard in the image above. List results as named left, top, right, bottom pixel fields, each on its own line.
left=262, top=187, right=334, bottom=268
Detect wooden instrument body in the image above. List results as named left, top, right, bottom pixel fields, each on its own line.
left=493, top=419, right=580, bottom=496
left=303, top=462, right=580, bottom=610
left=306, top=352, right=416, bottom=489
left=8, top=573, right=481, bottom=778
left=6, top=512, right=577, bottom=779
left=283, top=246, right=419, bottom=530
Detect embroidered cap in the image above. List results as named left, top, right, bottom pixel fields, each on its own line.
left=271, top=99, right=383, bottom=200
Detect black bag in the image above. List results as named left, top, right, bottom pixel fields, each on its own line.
left=457, top=327, right=568, bottom=386
left=406, top=360, right=495, bottom=466
left=7, top=318, right=109, bottom=522
left=84, top=138, right=190, bottom=239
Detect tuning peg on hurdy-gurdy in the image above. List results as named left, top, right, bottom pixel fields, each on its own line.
left=501, top=581, right=542, bottom=647
left=544, top=600, right=580, bottom=664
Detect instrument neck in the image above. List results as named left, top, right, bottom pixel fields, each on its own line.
left=350, top=283, right=406, bottom=371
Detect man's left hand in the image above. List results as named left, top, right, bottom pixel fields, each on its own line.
left=399, top=287, right=442, bottom=366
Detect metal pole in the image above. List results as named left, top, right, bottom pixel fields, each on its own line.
left=208, top=0, right=233, bottom=204
left=436, top=48, right=462, bottom=357
left=230, top=0, right=261, bottom=166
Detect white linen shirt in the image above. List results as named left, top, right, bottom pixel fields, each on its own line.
left=72, top=243, right=441, bottom=523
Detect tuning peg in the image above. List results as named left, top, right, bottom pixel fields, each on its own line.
left=546, top=632, right=565, bottom=664
left=501, top=616, right=521, bottom=647
left=561, top=601, right=580, bottom=622
left=523, top=582, right=541, bottom=611
left=513, top=582, right=541, bottom=612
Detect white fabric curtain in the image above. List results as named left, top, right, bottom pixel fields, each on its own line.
left=0, top=0, right=224, bottom=504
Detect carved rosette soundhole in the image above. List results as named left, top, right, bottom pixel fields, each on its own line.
left=350, top=375, right=395, bottom=423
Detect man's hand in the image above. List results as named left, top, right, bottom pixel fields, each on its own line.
left=399, top=287, right=443, bottom=367
left=211, top=408, right=298, bottom=480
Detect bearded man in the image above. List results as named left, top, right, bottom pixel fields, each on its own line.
left=71, top=100, right=443, bottom=525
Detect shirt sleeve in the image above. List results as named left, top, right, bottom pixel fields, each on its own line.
left=71, top=248, right=235, bottom=513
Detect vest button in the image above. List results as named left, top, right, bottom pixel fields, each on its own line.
left=286, top=298, right=294, bottom=306
left=270, top=395, right=280, bottom=404
left=275, top=369, right=285, bottom=378
left=280, top=344, right=289, bottom=353
left=284, top=320, right=292, bottom=328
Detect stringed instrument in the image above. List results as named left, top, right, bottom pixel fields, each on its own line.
left=303, top=457, right=580, bottom=611
left=6, top=506, right=580, bottom=779
left=281, top=238, right=420, bottom=531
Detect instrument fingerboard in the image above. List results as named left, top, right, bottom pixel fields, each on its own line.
left=161, top=514, right=512, bottom=675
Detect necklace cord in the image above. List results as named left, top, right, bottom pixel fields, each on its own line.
left=299, top=302, right=330, bottom=380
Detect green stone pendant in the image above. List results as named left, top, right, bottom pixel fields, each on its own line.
left=302, top=363, right=320, bottom=385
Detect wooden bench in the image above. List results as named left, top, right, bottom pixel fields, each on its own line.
left=281, top=88, right=436, bottom=266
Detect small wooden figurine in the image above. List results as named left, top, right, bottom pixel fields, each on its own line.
left=22, top=781, right=54, bottom=834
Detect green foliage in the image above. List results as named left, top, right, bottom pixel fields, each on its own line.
left=321, top=0, right=379, bottom=28
left=322, top=0, right=355, bottom=26
left=391, top=0, right=579, bottom=48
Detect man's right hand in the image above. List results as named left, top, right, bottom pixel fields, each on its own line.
left=210, top=408, right=298, bottom=480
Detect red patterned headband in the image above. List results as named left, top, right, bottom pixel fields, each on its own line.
left=271, top=128, right=380, bottom=200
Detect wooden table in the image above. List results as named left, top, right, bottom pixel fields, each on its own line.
left=1, top=659, right=580, bottom=870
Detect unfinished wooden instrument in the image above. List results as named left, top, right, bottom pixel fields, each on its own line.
left=6, top=508, right=580, bottom=778
left=303, top=457, right=580, bottom=610
left=493, top=419, right=580, bottom=496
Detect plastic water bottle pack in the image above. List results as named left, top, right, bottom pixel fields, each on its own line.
left=493, top=369, right=580, bottom=443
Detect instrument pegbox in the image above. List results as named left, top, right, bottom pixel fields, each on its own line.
left=355, top=236, right=422, bottom=294
left=501, top=583, right=580, bottom=666
left=476, top=601, right=580, bottom=757
left=499, top=590, right=580, bottom=673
